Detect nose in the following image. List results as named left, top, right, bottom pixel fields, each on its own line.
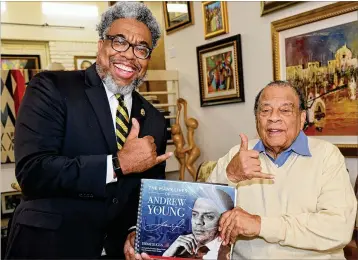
left=194, top=216, right=205, bottom=226
left=268, top=109, right=281, bottom=122
left=120, top=45, right=135, bottom=60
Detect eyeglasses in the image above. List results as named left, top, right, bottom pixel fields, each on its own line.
left=104, top=35, right=152, bottom=60
left=258, top=106, right=295, bottom=117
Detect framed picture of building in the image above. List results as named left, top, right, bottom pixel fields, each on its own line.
left=1, top=55, right=41, bottom=70
left=74, top=56, right=96, bottom=70
left=202, top=1, right=229, bottom=39
left=163, top=1, right=194, bottom=35
left=1, top=191, right=21, bottom=217
left=197, top=34, right=244, bottom=107
left=271, top=2, right=358, bottom=157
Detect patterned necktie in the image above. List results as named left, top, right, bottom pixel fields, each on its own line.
left=115, top=94, right=130, bottom=150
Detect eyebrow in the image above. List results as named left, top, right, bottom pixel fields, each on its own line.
left=260, top=102, right=294, bottom=107
left=113, top=34, right=150, bottom=48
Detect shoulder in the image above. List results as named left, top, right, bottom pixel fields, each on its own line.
left=307, top=137, right=344, bottom=162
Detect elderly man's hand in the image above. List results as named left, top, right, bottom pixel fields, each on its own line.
left=226, top=133, right=274, bottom=182
left=219, top=207, right=261, bottom=245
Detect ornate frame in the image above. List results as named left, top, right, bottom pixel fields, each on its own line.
left=260, top=1, right=298, bottom=16
left=271, top=2, right=358, bottom=157
left=202, top=1, right=229, bottom=39
left=163, top=1, right=194, bottom=35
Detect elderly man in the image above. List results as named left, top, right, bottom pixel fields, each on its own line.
left=208, top=81, right=357, bottom=259
left=5, top=2, right=171, bottom=259
left=163, top=188, right=234, bottom=260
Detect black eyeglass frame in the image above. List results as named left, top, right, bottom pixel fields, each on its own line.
left=104, top=35, right=152, bottom=60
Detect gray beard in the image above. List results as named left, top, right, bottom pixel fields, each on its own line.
left=96, top=64, right=145, bottom=95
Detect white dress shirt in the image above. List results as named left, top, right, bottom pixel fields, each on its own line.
left=103, top=84, right=132, bottom=184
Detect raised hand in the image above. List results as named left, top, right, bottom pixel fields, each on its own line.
left=226, top=133, right=274, bottom=182
left=162, top=234, right=198, bottom=257
left=118, top=118, right=172, bottom=174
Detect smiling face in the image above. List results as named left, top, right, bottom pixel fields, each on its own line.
left=256, top=85, right=306, bottom=157
left=96, top=18, right=152, bottom=94
left=191, top=198, right=220, bottom=245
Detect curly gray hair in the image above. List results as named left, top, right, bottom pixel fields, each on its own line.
left=96, top=1, right=161, bottom=48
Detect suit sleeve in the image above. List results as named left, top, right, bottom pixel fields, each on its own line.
left=15, top=73, right=107, bottom=198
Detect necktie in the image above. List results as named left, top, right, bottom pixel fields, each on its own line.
left=195, top=245, right=210, bottom=259
left=115, top=94, right=130, bottom=150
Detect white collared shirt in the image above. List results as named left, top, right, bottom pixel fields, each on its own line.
left=202, top=237, right=221, bottom=260
left=103, top=83, right=133, bottom=184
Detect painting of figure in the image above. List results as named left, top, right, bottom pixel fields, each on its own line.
left=285, top=20, right=358, bottom=136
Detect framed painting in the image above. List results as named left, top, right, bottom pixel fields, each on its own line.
left=74, top=56, right=96, bottom=70
left=163, top=1, right=194, bottom=35
left=197, top=34, right=244, bottom=107
left=1, top=191, right=21, bottom=217
left=260, top=1, right=298, bottom=16
left=1, top=54, right=41, bottom=70
left=202, top=1, right=229, bottom=39
left=271, top=2, right=358, bottom=157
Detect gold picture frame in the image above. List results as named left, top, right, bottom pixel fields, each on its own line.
left=260, top=1, right=298, bottom=16
left=271, top=2, right=358, bottom=157
left=163, top=1, right=194, bottom=35
left=74, top=56, right=96, bottom=70
left=202, top=1, right=229, bottom=40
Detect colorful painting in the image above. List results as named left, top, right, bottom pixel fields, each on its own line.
left=163, top=1, right=194, bottom=35
left=285, top=21, right=358, bottom=136
left=197, top=35, right=244, bottom=107
left=202, top=1, right=228, bottom=39
left=271, top=2, right=358, bottom=157
left=1, top=55, right=40, bottom=70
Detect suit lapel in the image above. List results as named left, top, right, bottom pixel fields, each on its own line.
left=84, top=64, right=117, bottom=154
left=130, top=91, right=146, bottom=136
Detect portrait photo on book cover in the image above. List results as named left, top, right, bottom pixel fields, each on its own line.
left=135, top=179, right=236, bottom=260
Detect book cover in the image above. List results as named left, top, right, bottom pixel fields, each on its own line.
left=135, top=179, right=237, bottom=260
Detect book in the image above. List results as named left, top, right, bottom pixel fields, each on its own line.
left=135, top=179, right=237, bottom=260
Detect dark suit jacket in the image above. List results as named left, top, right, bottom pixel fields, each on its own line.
left=5, top=64, right=167, bottom=259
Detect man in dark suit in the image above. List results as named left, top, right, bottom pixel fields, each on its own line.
left=5, top=2, right=171, bottom=259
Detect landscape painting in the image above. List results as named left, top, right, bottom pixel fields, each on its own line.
left=285, top=20, right=358, bottom=136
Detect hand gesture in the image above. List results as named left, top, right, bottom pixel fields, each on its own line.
left=124, top=231, right=151, bottom=260
left=226, top=133, right=274, bottom=182
left=162, top=234, right=198, bottom=257
left=219, top=207, right=261, bottom=246
left=118, top=118, right=172, bottom=174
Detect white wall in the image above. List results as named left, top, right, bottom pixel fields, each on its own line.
left=164, top=1, right=358, bottom=185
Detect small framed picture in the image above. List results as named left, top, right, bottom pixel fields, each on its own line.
left=202, top=1, right=229, bottom=39
left=197, top=34, right=245, bottom=107
left=260, top=1, right=298, bottom=16
left=74, top=56, right=96, bottom=70
left=163, top=1, right=194, bottom=35
left=1, top=54, right=41, bottom=70
left=1, top=191, right=22, bottom=217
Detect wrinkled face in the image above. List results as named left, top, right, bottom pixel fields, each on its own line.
left=191, top=198, right=220, bottom=245
left=96, top=18, right=152, bottom=92
left=256, top=86, right=306, bottom=155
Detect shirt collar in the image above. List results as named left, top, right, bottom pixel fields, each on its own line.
left=253, top=130, right=311, bottom=157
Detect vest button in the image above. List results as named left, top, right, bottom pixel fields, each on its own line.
left=112, top=198, right=118, bottom=204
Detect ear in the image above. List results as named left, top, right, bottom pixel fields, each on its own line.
left=97, top=40, right=103, bottom=53
left=300, top=110, right=307, bottom=129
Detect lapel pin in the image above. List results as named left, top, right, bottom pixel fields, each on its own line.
left=140, top=108, right=145, bottom=117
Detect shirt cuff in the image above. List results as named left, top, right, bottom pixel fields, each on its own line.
left=106, top=155, right=117, bottom=184
left=128, top=226, right=136, bottom=233
left=259, top=216, right=285, bottom=243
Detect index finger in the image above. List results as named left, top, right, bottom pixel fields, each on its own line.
left=251, top=172, right=275, bottom=180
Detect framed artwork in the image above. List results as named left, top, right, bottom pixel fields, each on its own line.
left=74, top=56, right=96, bottom=70
left=202, top=1, right=229, bottom=39
left=260, top=1, right=298, bottom=16
left=197, top=34, right=244, bottom=107
left=271, top=2, right=358, bottom=157
left=163, top=1, right=194, bottom=35
left=1, top=54, right=41, bottom=70
left=1, top=191, right=21, bottom=217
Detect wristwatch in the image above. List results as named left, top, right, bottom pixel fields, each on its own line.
left=112, top=154, right=123, bottom=177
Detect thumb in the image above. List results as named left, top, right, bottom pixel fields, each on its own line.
left=239, top=133, right=248, bottom=151
left=127, top=118, right=140, bottom=140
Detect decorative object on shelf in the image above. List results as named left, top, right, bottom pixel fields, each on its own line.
left=271, top=2, right=358, bottom=157
left=171, top=98, right=200, bottom=180
left=163, top=1, right=194, bottom=35
left=1, top=54, right=41, bottom=70
left=1, top=191, right=21, bottom=217
left=197, top=34, right=245, bottom=107
left=202, top=1, right=229, bottom=39
left=260, top=1, right=298, bottom=16
left=1, top=69, right=41, bottom=163
left=74, top=56, right=96, bottom=70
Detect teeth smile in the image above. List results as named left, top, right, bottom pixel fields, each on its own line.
left=114, top=64, right=134, bottom=72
